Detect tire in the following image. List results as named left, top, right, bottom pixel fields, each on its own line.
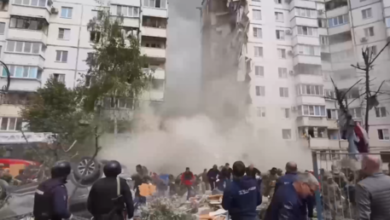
left=73, top=157, right=101, bottom=183
left=0, top=179, right=9, bottom=200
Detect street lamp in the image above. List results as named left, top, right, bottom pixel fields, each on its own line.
left=0, top=60, right=11, bottom=94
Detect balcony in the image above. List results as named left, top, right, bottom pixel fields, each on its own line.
left=141, top=47, right=166, bottom=59
left=326, top=5, right=348, bottom=18
left=144, top=67, right=165, bottom=79
left=295, top=74, right=323, bottom=84
left=328, top=24, right=350, bottom=36
left=296, top=96, right=326, bottom=105
left=293, top=55, right=322, bottom=66
left=141, top=27, right=167, bottom=38
left=327, top=119, right=338, bottom=129
left=8, top=29, right=47, bottom=44
left=297, top=117, right=327, bottom=127
left=122, top=17, right=139, bottom=28
left=300, top=138, right=347, bottom=150
left=3, top=53, right=45, bottom=68
left=291, top=17, right=318, bottom=28
left=0, top=78, right=41, bottom=92
left=322, top=61, right=332, bottom=70
left=318, top=28, right=327, bottom=36
left=0, top=105, right=22, bottom=117
left=292, top=36, right=320, bottom=46
left=290, top=0, right=316, bottom=10
left=142, top=7, right=168, bottom=18
left=10, top=4, right=50, bottom=22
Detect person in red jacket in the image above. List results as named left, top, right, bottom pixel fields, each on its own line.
left=181, top=167, right=194, bottom=200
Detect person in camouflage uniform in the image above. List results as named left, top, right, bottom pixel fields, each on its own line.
left=262, top=167, right=279, bottom=199
left=323, top=175, right=342, bottom=220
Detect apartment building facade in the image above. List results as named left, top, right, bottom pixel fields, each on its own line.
left=202, top=0, right=390, bottom=167
left=0, top=0, right=168, bottom=139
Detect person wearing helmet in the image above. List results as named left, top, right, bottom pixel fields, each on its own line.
left=87, top=160, right=134, bottom=220
left=33, top=161, right=72, bottom=220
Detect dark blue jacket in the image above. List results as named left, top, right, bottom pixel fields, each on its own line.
left=268, top=184, right=305, bottom=220
left=274, top=173, right=314, bottom=217
left=222, top=176, right=262, bottom=220
left=207, top=169, right=219, bottom=182
left=52, top=184, right=71, bottom=219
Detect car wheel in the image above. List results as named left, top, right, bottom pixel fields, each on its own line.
left=73, top=157, right=101, bottom=183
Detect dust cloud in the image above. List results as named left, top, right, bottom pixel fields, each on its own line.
left=99, top=0, right=312, bottom=174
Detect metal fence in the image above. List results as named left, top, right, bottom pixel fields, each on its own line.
left=311, top=151, right=389, bottom=220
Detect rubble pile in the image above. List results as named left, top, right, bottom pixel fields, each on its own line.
left=139, top=196, right=196, bottom=220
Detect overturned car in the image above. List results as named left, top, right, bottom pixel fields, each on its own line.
left=0, top=157, right=131, bottom=220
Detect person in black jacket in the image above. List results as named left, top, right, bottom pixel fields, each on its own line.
left=33, top=161, right=72, bottom=220
left=207, top=165, right=219, bottom=190
left=87, top=160, right=134, bottom=220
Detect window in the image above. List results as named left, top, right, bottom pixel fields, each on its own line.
left=257, top=107, right=266, bottom=117
left=2, top=65, right=39, bottom=79
left=53, top=73, right=65, bottom=83
left=253, top=9, right=262, bottom=20
left=58, top=28, right=70, bottom=40
left=320, top=36, right=329, bottom=46
left=364, top=27, right=374, bottom=37
left=296, top=8, right=317, bottom=18
left=112, top=5, right=140, bottom=17
left=327, top=109, right=338, bottom=120
left=6, top=41, right=40, bottom=54
left=378, top=129, right=390, bottom=140
left=275, top=12, right=284, bottom=22
left=275, top=0, right=282, bottom=4
left=0, top=117, right=22, bottom=131
left=254, top=66, right=264, bottom=77
left=9, top=17, right=44, bottom=31
left=276, top=30, right=285, bottom=40
left=56, top=50, right=68, bottom=62
left=297, top=26, right=318, bottom=36
left=298, top=105, right=326, bottom=117
left=14, top=0, right=47, bottom=7
left=255, top=86, right=265, bottom=96
left=253, top=27, right=262, bottom=38
left=279, top=87, right=289, bottom=97
left=325, top=89, right=336, bottom=99
left=277, top=48, right=286, bottom=59
left=295, top=45, right=321, bottom=56
left=61, top=7, right=73, bottom=19
left=297, top=84, right=324, bottom=96
left=278, top=68, right=287, bottom=78
left=386, top=17, right=390, bottom=28
left=283, top=108, right=290, bottom=118
left=375, top=107, right=387, bottom=118
left=254, top=46, right=263, bottom=57
left=282, top=129, right=291, bottom=139
left=361, top=8, right=372, bottom=19
left=349, top=108, right=362, bottom=118
left=327, top=14, right=349, bottom=27
left=0, top=22, right=4, bottom=35
left=143, top=0, right=167, bottom=9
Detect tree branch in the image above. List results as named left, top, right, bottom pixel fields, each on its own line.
left=369, top=41, right=390, bottom=65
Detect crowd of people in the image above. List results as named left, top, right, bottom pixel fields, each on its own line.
left=28, top=154, right=390, bottom=220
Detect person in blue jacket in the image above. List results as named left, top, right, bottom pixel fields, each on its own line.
left=222, top=161, right=262, bottom=220
left=266, top=172, right=319, bottom=220
left=33, top=161, right=72, bottom=220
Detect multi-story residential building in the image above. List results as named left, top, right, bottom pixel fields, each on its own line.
left=0, top=0, right=167, bottom=145
left=202, top=0, right=390, bottom=168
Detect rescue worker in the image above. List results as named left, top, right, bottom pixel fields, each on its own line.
left=274, top=162, right=298, bottom=193
left=222, top=161, right=262, bottom=220
left=33, top=161, right=72, bottom=220
left=262, top=167, right=279, bottom=199
left=87, top=160, right=134, bottom=220
left=218, top=163, right=232, bottom=190
left=207, top=165, right=219, bottom=190
left=180, top=167, right=194, bottom=200
left=322, top=175, right=342, bottom=220
left=331, top=164, right=347, bottom=188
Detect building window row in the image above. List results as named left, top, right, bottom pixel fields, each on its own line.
left=2, top=65, right=40, bottom=79
left=296, top=84, right=324, bottom=96
left=143, top=0, right=167, bottom=9
left=295, top=8, right=317, bottom=18
left=298, top=105, right=326, bottom=117
left=328, top=14, right=349, bottom=28
left=111, top=5, right=140, bottom=18
left=14, top=0, right=48, bottom=7
left=10, top=17, right=46, bottom=31
left=253, top=66, right=287, bottom=78
left=256, top=107, right=291, bottom=119
left=0, top=117, right=22, bottom=131
left=297, top=26, right=318, bottom=37
left=295, top=45, right=320, bottom=56
left=6, top=41, right=41, bottom=54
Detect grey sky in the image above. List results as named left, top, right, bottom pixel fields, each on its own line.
left=164, top=0, right=202, bottom=116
